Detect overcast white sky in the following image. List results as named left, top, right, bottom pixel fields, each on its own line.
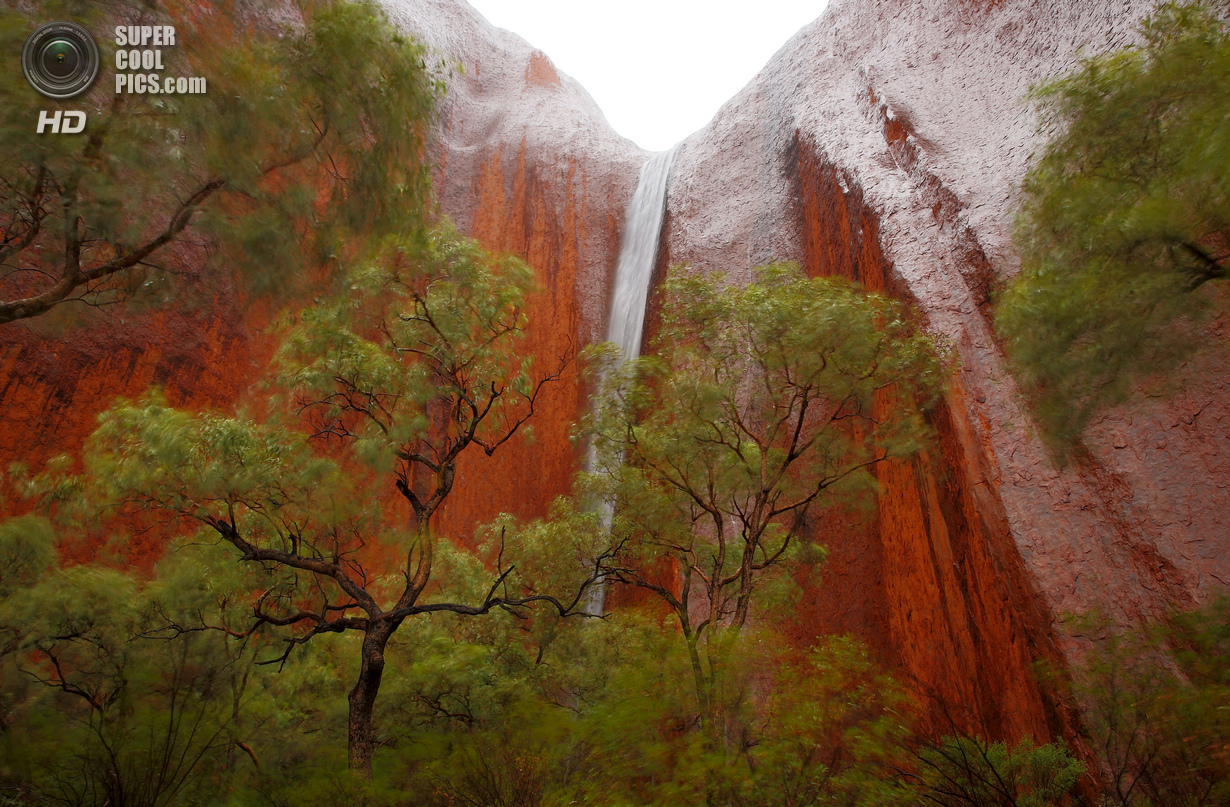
left=464, top=0, right=832, bottom=152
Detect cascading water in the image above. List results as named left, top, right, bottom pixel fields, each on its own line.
left=585, top=143, right=681, bottom=616
left=607, top=143, right=682, bottom=364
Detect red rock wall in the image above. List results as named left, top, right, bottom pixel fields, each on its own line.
left=429, top=137, right=632, bottom=542
left=778, top=134, right=1077, bottom=745
left=0, top=149, right=629, bottom=561
left=0, top=294, right=274, bottom=564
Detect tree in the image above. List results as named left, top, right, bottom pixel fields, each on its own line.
left=71, top=224, right=602, bottom=778
left=386, top=597, right=917, bottom=807
left=581, top=264, right=946, bottom=771
left=996, top=1, right=1230, bottom=452
left=0, top=525, right=272, bottom=806
left=906, top=735, right=1085, bottom=807
left=0, top=0, right=437, bottom=325
left=1067, top=602, right=1230, bottom=806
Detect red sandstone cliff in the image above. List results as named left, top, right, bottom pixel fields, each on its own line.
left=661, top=0, right=1227, bottom=744
left=0, top=0, right=645, bottom=552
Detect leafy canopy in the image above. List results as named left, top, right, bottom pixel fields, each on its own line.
left=910, top=735, right=1085, bottom=807
left=56, top=222, right=589, bottom=778
left=0, top=532, right=280, bottom=806
left=0, top=0, right=439, bottom=325
left=997, top=1, right=1230, bottom=452
left=579, top=263, right=946, bottom=753
left=586, top=262, right=946, bottom=634
left=1065, top=599, right=1230, bottom=806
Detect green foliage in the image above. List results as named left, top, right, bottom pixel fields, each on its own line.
left=8, top=221, right=583, bottom=780
left=581, top=263, right=946, bottom=740
left=0, top=517, right=54, bottom=598
left=1068, top=598, right=1230, bottom=806
left=745, top=638, right=914, bottom=806
left=0, top=0, right=439, bottom=324
left=561, top=632, right=916, bottom=807
left=997, top=1, right=1230, bottom=453
left=0, top=529, right=1089, bottom=807
left=911, top=735, right=1085, bottom=807
left=274, top=220, right=544, bottom=475
left=383, top=611, right=917, bottom=807
left=587, top=262, right=946, bottom=532
left=589, top=263, right=947, bottom=501
left=0, top=542, right=279, bottom=806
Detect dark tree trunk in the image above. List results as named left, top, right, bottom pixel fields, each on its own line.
left=348, top=623, right=393, bottom=778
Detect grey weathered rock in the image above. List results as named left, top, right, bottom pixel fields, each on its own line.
left=666, top=0, right=1228, bottom=637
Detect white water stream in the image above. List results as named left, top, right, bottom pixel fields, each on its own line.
left=585, top=143, right=681, bottom=616
left=606, top=143, right=682, bottom=364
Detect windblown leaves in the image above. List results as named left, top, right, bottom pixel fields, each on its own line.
left=583, top=263, right=948, bottom=631
left=998, top=1, right=1230, bottom=453
left=0, top=0, right=440, bottom=324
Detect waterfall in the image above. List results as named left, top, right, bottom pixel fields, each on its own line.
left=585, top=143, right=681, bottom=616
left=606, top=143, right=682, bottom=364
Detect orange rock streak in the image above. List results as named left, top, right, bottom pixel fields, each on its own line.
left=787, top=132, right=1079, bottom=746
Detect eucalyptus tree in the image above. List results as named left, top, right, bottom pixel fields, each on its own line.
left=78, top=225, right=604, bottom=778
left=0, top=0, right=436, bottom=325
left=997, top=2, right=1230, bottom=452
left=0, top=520, right=268, bottom=806
left=583, top=263, right=947, bottom=738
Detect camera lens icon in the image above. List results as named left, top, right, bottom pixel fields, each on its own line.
left=23, top=22, right=99, bottom=99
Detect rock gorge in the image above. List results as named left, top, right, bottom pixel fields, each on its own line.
left=2, top=0, right=1227, bottom=755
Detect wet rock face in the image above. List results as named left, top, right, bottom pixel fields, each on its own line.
left=379, top=0, right=646, bottom=538
left=0, top=0, right=644, bottom=550
left=663, top=0, right=1228, bottom=742
left=781, top=136, right=1065, bottom=744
